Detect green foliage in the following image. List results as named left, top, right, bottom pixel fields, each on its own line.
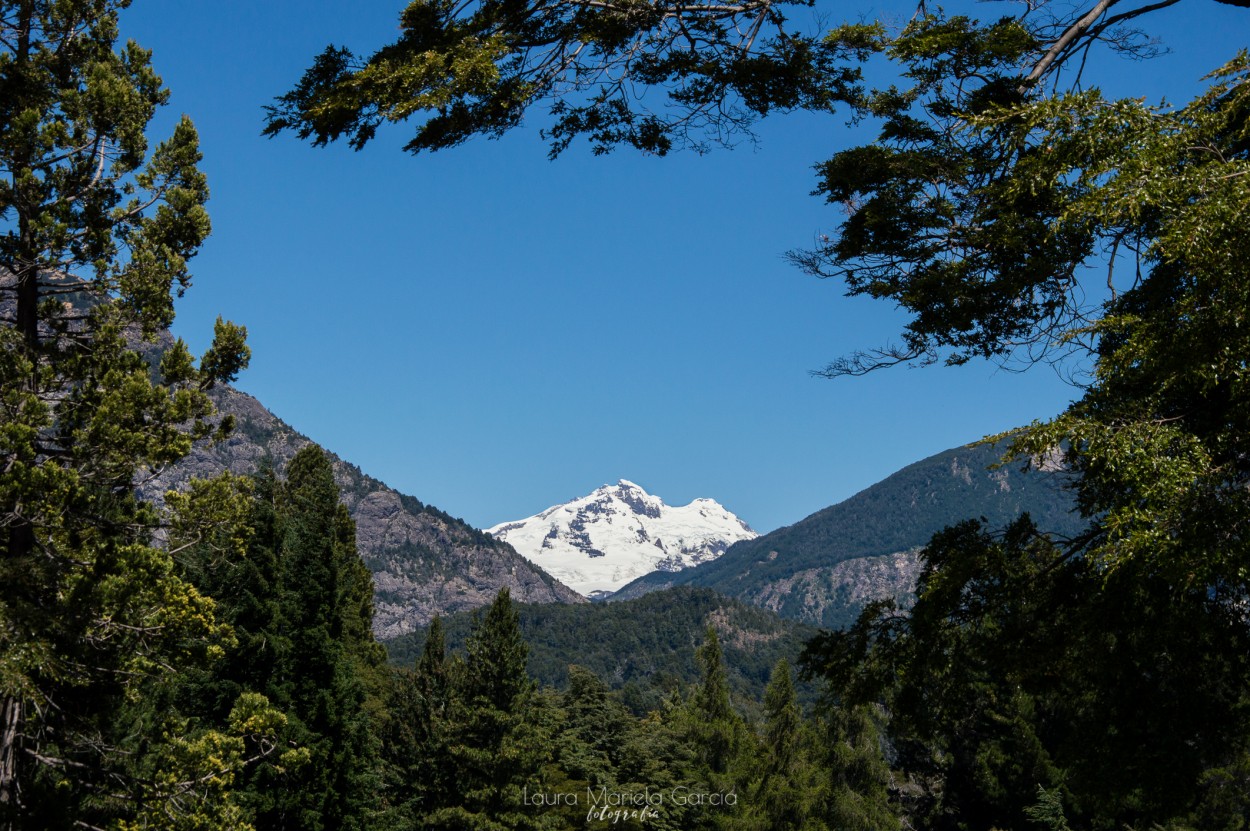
left=726, top=659, right=830, bottom=831
left=1024, top=787, right=1071, bottom=831
left=168, top=448, right=386, bottom=831
left=791, top=12, right=1250, bottom=831
left=820, top=705, right=894, bottom=831
left=793, top=13, right=1077, bottom=373
left=385, top=587, right=818, bottom=710
left=996, top=56, right=1250, bottom=588
left=251, top=447, right=383, bottom=831
left=689, top=627, right=742, bottom=775
left=264, top=0, right=875, bottom=157
left=804, top=516, right=1250, bottom=829
left=418, top=589, right=555, bottom=831
left=0, top=2, right=251, bottom=827
left=380, top=616, right=454, bottom=826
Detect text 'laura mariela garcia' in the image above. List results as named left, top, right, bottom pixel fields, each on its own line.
left=523, top=785, right=738, bottom=821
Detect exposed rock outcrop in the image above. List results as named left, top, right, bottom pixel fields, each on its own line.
left=145, top=385, right=585, bottom=639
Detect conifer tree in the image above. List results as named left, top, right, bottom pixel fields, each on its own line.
left=169, top=450, right=391, bottom=831
left=0, top=1, right=254, bottom=827
left=258, top=445, right=381, bottom=831
left=417, top=615, right=449, bottom=700
left=173, top=466, right=285, bottom=723
left=691, top=626, right=741, bottom=776
left=821, top=705, right=896, bottom=831
left=557, top=665, right=633, bottom=787
left=381, top=616, right=454, bottom=826
left=754, top=659, right=827, bottom=831
left=427, top=589, right=553, bottom=831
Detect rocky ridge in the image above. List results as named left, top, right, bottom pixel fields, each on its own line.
left=145, top=385, right=585, bottom=639
left=611, top=441, right=1084, bottom=628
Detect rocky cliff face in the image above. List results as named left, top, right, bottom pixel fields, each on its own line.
left=144, top=385, right=585, bottom=639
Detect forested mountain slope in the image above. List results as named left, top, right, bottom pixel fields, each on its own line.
left=385, top=586, right=819, bottom=711
left=613, top=441, right=1084, bottom=628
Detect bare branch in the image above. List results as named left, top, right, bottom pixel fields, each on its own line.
left=1024, top=0, right=1120, bottom=86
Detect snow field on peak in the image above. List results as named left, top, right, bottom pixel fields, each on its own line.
left=486, top=481, right=756, bottom=597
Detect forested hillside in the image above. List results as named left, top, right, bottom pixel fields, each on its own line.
left=385, top=587, right=820, bottom=712
left=614, top=440, right=1082, bottom=627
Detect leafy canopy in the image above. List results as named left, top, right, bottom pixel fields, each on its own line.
left=263, top=0, right=880, bottom=156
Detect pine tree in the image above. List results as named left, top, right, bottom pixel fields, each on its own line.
left=169, top=448, right=394, bottom=831
left=381, top=616, right=454, bottom=826
left=691, top=627, right=742, bottom=776
left=173, top=465, right=285, bottom=724
left=259, top=445, right=381, bottom=831
left=557, top=665, right=633, bottom=787
left=0, top=2, right=253, bottom=827
left=762, top=659, right=802, bottom=778
left=416, top=616, right=450, bottom=702
left=426, top=589, right=553, bottom=831
left=756, top=659, right=827, bottom=831
left=822, top=705, right=896, bottom=831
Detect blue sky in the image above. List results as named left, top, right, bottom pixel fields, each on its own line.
left=121, top=0, right=1247, bottom=533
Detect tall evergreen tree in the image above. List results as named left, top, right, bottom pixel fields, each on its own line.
left=427, top=588, right=553, bottom=831
left=0, top=1, right=253, bottom=827
left=168, top=449, right=389, bottom=831
left=173, top=465, right=285, bottom=724
left=691, top=627, right=742, bottom=777
left=754, top=659, right=828, bottom=831
left=381, top=615, right=454, bottom=826
left=557, top=665, right=634, bottom=788
left=723, top=658, right=830, bottom=831
left=820, top=705, right=895, bottom=831
left=258, top=445, right=381, bottom=831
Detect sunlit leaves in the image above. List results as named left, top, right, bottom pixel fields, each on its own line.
left=265, top=0, right=871, bottom=156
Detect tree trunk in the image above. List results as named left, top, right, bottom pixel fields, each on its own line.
left=0, top=695, right=21, bottom=827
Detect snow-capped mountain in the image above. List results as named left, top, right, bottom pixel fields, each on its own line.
left=487, top=480, right=757, bottom=598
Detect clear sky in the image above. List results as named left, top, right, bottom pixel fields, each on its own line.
left=120, top=0, right=1247, bottom=533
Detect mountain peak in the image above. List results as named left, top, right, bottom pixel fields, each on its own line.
left=487, top=481, right=756, bottom=598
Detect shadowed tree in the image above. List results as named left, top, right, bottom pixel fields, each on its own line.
left=425, top=588, right=554, bottom=831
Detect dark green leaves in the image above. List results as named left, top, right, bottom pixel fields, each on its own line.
left=265, top=0, right=867, bottom=156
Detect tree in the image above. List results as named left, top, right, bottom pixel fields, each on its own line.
left=820, top=704, right=894, bottom=831
left=803, top=517, right=1250, bottom=829
left=153, top=448, right=386, bottom=831
left=264, top=0, right=1247, bottom=159
left=728, top=659, right=830, bottom=831
left=256, top=446, right=382, bottom=831
left=690, top=626, right=742, bottom=777
left=0, top=1, right=252, bottom=827
left=554, top=664, right=634, bottom=789
left=426, top=588, right=553, bottom=831
left=381, top=616, right=455, bottom=826
left=791, top=31, right=1250, bottom=826
left=262, top=0, right=872, bottom=157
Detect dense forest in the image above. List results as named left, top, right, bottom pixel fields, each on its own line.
left=4, top=0, right=1250, bottom=829
left=385, top=587, right=821, bottom=712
